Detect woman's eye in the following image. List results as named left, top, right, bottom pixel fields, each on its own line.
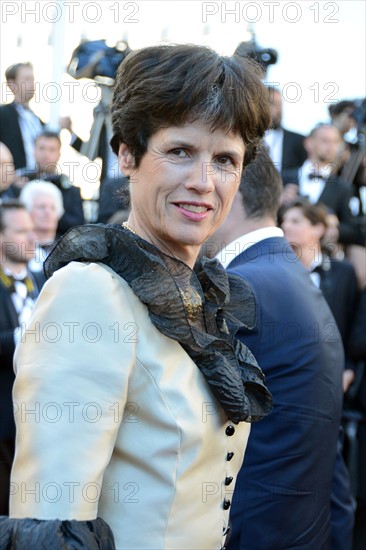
left=169, top=148, right=188, bottom=157
left=216, top=155, right=234, bottom=167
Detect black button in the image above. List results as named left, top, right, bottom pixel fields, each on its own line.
left=225, top=476, right=233, bottom=486
left=226, top=452, right=234, bottom=461
left=223, top=498, right=231, bottom=510
left=226, top=425, right=235, bottom=436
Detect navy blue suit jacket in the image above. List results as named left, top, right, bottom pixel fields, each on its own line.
left=227, top=237, right=346, bottom=550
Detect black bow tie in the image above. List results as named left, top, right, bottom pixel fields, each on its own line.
left=308, top=173, right=325, bottom=180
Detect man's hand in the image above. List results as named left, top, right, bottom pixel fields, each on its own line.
left=280, top=183, right=299, bottom=206
left=343, top=369, right=355, bottom=393
left=59, top=116, right=73, bottom=132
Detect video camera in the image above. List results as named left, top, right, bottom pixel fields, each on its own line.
left=67, top=39, right=131, bottom=83
left=234, top=35, right=278, bottom=73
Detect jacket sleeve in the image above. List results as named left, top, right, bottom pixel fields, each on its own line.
left=0, top=516, right=115, bottom=549
left=5, top=261, right=137, bottom=539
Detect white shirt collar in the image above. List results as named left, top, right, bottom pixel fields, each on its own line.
left=308, top=251, right=323, bottom=272
left=3, top=266, right=28, bottom=280
left=215, top=227, right=284, bottom=269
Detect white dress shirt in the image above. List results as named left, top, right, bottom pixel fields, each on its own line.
left=308, top=251, right=323, bottom=288
left=263, top=128, right=283, bottom=173
left=298, top=160, right=333, bottom=204
left=216, top=227, right=284, bottom=269
left=14, top=103, right=43, bottom=169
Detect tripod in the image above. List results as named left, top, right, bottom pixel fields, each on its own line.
left=80, top=81, right=113, bottom=161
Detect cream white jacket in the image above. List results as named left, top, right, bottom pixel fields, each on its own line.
left=10, top=261, right=250, bottom=549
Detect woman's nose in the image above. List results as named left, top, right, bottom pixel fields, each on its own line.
left=184, top=160, right=216, bottom=193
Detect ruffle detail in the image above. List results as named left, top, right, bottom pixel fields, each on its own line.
left=44, top=224, right=273, bottom=423
left=0, top=516, right=115, bottom=549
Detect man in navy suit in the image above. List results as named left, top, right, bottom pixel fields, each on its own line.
left=205, top=148, right=354, bottom=550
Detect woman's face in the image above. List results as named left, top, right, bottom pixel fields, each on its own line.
left=281, top=207, right=323, bottom=250
left=119, top=120, right=245, bottom=267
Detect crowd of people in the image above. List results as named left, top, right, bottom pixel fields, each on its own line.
left=0, top=49, right=365, bottom=550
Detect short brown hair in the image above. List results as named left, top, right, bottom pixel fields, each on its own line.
left=239, top=147, right=283, bottom=220
left=0, top=200, right=26, bottom=232
left=5, top=62, right=33, bottom=82
left=110, top=44, right=271, bottom=168
left=35, top=131, right=61, bottom=146
left=279, top=198, right=329, bottom=227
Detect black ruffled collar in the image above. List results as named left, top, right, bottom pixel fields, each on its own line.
left=44, top=224, right=272, bottom=424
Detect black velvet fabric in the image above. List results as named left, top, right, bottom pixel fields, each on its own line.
left=0, top=516, right=115, bottom=549
left=44, top=223, right=273, bottom=424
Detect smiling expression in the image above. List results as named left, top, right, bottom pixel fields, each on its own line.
left=119, top=120, right=246, bottom=267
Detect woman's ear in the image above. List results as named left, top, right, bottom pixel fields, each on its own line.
left=118, top=143, right=135, bottom=176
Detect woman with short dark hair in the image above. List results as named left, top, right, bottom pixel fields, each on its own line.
left=0, top=44, right=272, bottom=550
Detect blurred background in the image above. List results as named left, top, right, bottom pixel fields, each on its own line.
left=1, top=0, right=365, bottom=200
left=1, top=1, right=365, bottom=130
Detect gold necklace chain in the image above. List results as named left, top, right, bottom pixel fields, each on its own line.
left=122, top=222, right=137, bottom=235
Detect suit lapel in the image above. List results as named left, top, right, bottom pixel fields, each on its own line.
left=0, top=282, right=20, bottom=329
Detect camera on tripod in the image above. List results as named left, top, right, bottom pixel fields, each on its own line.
left=66, top=39, right=132, bottom=163
left=67, top=39, right=131, bottom=83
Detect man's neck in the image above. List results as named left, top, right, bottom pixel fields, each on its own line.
left=231, top=218, right=276, bottom=242
left=13, top=98, right=30, bottom=108
left=35, top=230, right=56, bottom=245
left=216, top=217, right=276, bottom=255
left=298, top=243, right=321, bottom=269
left=308, top=156, right=331, bottom=171
left=1, top=260, right=27, bottom=275
left=331, top=120, right=346, bottom=136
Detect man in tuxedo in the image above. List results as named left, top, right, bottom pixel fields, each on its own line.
left=264, top=86, right=307, bottom=175
left=205, top=148, right=354, bottom=550
left=282, top=123, right=361, bottom=245
left=0, top=201, right=40, bottom=515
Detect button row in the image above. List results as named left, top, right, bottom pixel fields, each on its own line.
left=224, top=426, right=235, bottom=512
